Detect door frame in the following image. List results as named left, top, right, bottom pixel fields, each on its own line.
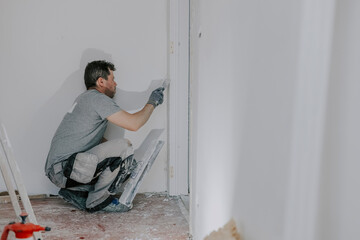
left=168, top=0, right=190, bottom=196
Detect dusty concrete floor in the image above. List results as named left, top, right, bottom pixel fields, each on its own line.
left=0, top=193, right=189, bottom=240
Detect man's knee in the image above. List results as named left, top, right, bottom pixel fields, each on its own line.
left=87, top=138, right=134, bottom=161
left=111, top=138, right=133, bottom=148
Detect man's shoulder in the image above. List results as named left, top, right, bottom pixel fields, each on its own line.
left=78, top=90, right=118, bottom=107
left=79, top=89, right=101, bottom=98
left=78, top=90, right=109, bottom=101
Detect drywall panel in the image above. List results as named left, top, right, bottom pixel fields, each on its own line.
left=0, top=0, right=168, bottom=195
left=191, top=1, right=359, bottom=239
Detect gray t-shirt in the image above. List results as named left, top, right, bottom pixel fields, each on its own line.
left=45, top=90, right=121, bottom=173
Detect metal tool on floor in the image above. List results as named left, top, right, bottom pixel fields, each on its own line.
left=119, top=129, right=164, bottom=207
left=0, top=124, right=44, bottom=240
left=1, top=213, right=50, bottom=240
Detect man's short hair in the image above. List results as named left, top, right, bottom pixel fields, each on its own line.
left=84, top=60, right=116, bottom=89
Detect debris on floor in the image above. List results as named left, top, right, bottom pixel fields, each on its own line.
left=0, top=193, right=189, bottom=240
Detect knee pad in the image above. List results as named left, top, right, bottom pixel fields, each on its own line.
left=64, top=153, right=99, bottom=184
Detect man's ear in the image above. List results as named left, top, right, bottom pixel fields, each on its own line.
left=96, top=77, right=105, bottom=87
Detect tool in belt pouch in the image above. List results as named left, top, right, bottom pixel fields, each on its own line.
left=63, top=153, right=98, bottom=184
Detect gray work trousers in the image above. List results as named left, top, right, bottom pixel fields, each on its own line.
left=66, top=138, right=134, bottom=209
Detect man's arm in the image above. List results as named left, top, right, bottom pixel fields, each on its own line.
left=107, top=87, right=164, bottom=131
left=107, top=104, right=154, bottom=131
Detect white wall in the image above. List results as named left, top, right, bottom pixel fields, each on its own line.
left=0, top=0, right=168, bottom=195
left=317, top=1, right=360, bottom=239
left=190, top=0, right=300, bottom=239
left=190, top=0, right=360, bottom=240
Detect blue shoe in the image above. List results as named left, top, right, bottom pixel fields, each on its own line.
left=102, top=198, right=133, bottom=212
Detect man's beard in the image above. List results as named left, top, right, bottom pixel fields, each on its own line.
left=105, top=88, right=115, bottom=98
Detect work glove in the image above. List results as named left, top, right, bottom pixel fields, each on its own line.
left=147, top=87, right=164, bottom=108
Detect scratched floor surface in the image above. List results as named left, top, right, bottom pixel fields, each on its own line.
left=0, top=193, right=189, bottom=240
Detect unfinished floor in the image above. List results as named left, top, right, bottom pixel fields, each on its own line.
left=0, top=193, right=189, bottom=240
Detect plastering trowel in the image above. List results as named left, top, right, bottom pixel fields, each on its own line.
left=119, top=129, right=164, bottom=207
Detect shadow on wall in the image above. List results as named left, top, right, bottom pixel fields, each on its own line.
left=21, top=48, right=163, bottom=192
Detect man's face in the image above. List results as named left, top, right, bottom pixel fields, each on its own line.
left=103, top=70, right=117, bottom=98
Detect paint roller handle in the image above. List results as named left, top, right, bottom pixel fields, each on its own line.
left=147, top=87, right=164, bottom=108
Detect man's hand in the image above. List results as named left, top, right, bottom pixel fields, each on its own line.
left=147, top=87, right=164, bottom=108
